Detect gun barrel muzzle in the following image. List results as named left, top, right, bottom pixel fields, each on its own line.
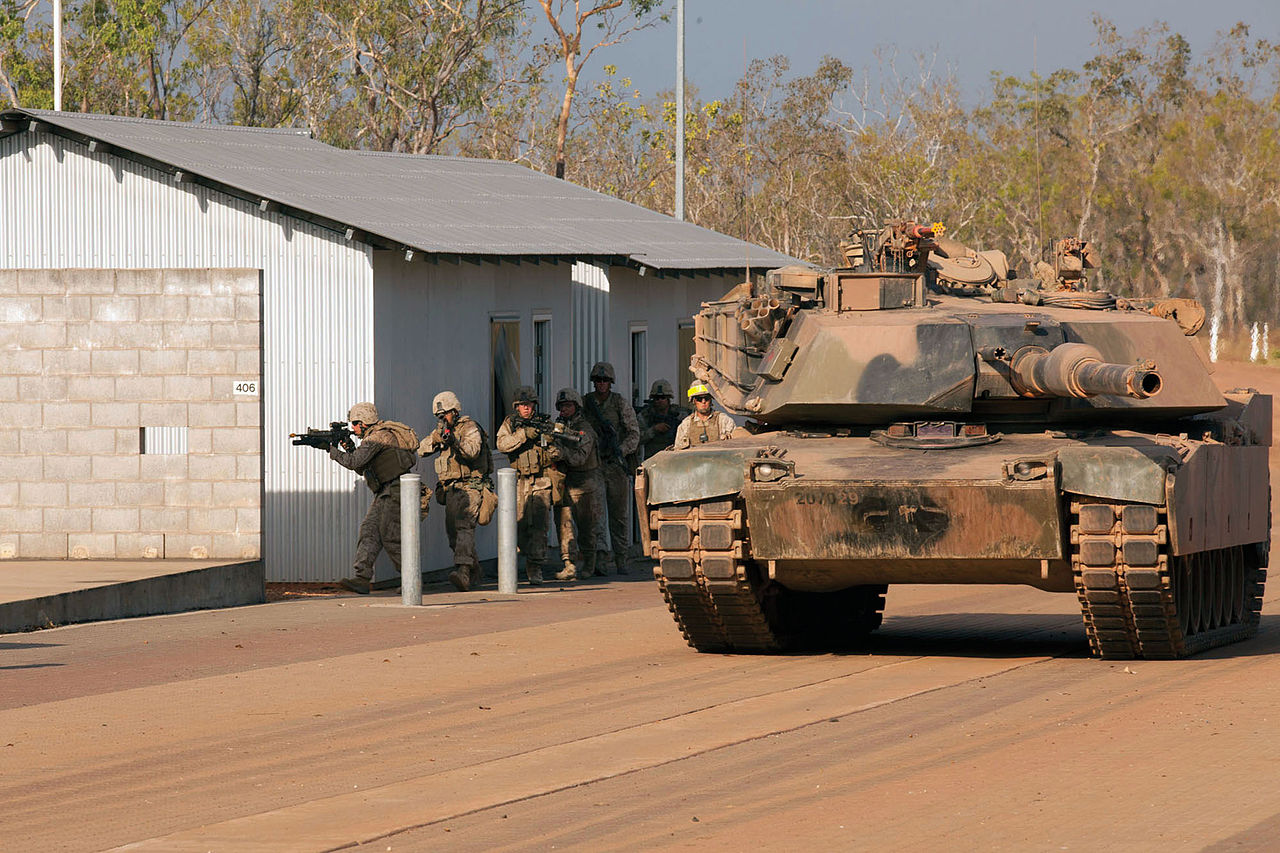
left=1010, top=343, right=1162, bottom=400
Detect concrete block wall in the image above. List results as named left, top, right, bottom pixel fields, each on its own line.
left=0, top=268, right=262, bottom=560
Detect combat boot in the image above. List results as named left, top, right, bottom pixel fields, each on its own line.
left=468, top=564, right=482, bottom=590
left=526, top=561, right=544, bottom=586
left=594, top=550, right=610, bottom=576
left=580, top=550, right=597, bottom=579
left=448, top=568, right=471, bottom=592
left=554, top=561, right=579, bottom=582
left=339, top=577, right=371, bottom=595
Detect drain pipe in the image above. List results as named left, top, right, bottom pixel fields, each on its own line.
left=497, top=467, right=518, bottom=594
left=400, top=474, right=422, bottom=606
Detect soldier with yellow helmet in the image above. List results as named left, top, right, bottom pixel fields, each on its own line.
left=674, top=383, right=740, bottom=449
left=328, top=402, right=420, bottom=594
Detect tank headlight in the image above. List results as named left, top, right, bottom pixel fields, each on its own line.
left=750, top=459, right=793, bottom=482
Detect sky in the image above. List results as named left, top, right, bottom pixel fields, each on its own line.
left=568, top=0, right=1280, bottom=103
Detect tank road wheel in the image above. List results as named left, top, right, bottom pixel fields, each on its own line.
left=649, top=499, right=783, bottom=652
left=1071, top=500, right=1268, bottom=659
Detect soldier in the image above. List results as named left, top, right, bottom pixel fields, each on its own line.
left=419, top=391, right=492, bottom=592
left=582, top=361, right=640, bottom=575
left=636, top=378, right=687, bottom=459
left=495, top=386, right=554, bottom=585
left=329, top=402, right=419, bottom=595
left=674, top=383, right=740, bottom=449
left=551, top=388, right=605, bottom=582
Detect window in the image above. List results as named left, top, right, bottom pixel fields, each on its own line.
left=630, top=325, right=647, bottom=408
left=534, top=315, right=552, bottom=414
left=491, top=317, right=520, bottom=435
left=677, top=321, right=696, bottom=397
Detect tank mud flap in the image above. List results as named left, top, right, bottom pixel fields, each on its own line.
left=1072, top=500, right=1267, bottom=659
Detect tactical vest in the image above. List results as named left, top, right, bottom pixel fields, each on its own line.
left=363, top=420, right=418, bottom=491
left=504, top=419, right=552, bottom=477
left=688, top=413, right=723, bottom=446
left=435, top=416, right=492, bottom=485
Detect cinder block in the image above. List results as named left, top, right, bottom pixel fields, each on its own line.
left=162, top=322, right=211, bottom=348
left=235, top=351, right=261, bottom=374
left=0, top=481, right=18, bottom=505
left=164, top=534, right=213, bottom=559
left=188, top=349, right=237, bottom=375
left=67, top=533, right=117, bottom=559
left=92, top=507, right=140, bottom=533
left=16, top=269, right=66, bottom=295
left=213, top=533, right=261, bottom=560
left=0, top=507, right=43, bottom=532
left=188, top=507, right=237, bottom=533
left=188, top=455, right=236, bottom=481
left=91, top=296, right=140, bottom=323
left=140, top=507, right=188, bottom=532
left=69, top=482, right=116, bottom=506
left=91, top=402, right=140, bottom=428
left=140, top=454, right=188, bottom=480
left=227, top=270, right=260, bottom=295
left=61, top=270, right=115, bottom=295
left=76, top=429, right=117, bottom=454
left=115, top=481, right=165, bottom=506
left=188, top=403, right=237, bottom=428
left=115, top=428, right=140, bottom=453
left=236, top=507, right=263, bottom=533
left=236, top=402, right=261, bottom=428
left=0, top=350, right=42, bottom=375
left=20, top=481, right=68, bottom=507
left=90, top=350, right=139, bottom=376
left=0, top=376, right=17, bottom=401
left=163, top=269, right=213, bottom=296
left=163, top=375, right=212, bottom=401
left=18, top=532, right=69, bottom=558
left=186, top=428, right=213, bottom=454
left=0, top=428, right=20, bottom=448
left=116, top=376, right=165, bottom=400
left=19, top=375, right=69, bottom=402
left=112, top=269, right=163, bottom=295
left=220, top=323, right=263, bottom=348
left=211, top=480, right=260, bottom=507
left=138, top=294, right=188, bottom=322
left=165, top=480, right=212, bottom=507
left=91, top=455, right=140, bottom=480
left=18, top=321, right=67, bottom=348
left=235, top=295, right=261, bottom=322
left=212, top=428, right=261, bottom=454
left=0, top=269, right=17, bottom=294
left=139, top=349, right=188, bottom=375
left=5, top=402, right=40, bottom=425
left=112, top=322, right=164, bottom=349
left=43, top=294, right=91, bottom=322
left=115, top=533, right=166, bottom=558
left=43, top=402, right=92, bottom=429
left=42, top=349, right=91, bottom=375
left=20, top=427, right=69, bottom=455
left=0, top=296, right=42, bottom=322
left=44, top=507, right=91, bottom=530
left=0, top=456, right=42, bottom=480
left=188, top=296, right=236, bottom=321
left=43, top=456, right=92, bottom=480
left=66, top=376, right=116, bottom=400
left=235, top=455, right=262, bottom=482
left=140, top=402, right=188, bottom=425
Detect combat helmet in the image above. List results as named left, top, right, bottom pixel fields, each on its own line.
left=589, top=361, right=616, bottom=383
left=556, top=387, right=584, bottom=409
left=687, top=382, right=711, bottom=400
left=512, top=386, right=538, bottom=406
left=649, top=379, right=674, bottom=399
left=347, top=402, right=379, bottom=424
left=432, top=390, right=461, bottom=416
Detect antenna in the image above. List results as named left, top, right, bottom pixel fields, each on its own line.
left=675, top=0, right=685, bottom=220
left=1034, top=36, right=1044, bottom=260
left=742, top=35, right=750, bottom=286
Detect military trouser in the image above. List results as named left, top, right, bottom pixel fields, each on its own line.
left=556, top=471, right=605, bottom=577
left=444, top=483, right=482, bottom=585
left=600, top=461, right=631, bottom=573
left=352, top=489, right=402, bottom=581
left=517, top=473, right=551, bottom=582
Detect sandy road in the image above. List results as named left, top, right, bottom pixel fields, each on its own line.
left=2, top=575, right=1279, bottom=852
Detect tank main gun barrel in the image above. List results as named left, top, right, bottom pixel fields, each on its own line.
left=1008, top=343, right=1162, bottom=399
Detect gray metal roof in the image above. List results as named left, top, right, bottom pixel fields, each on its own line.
left=0, top=108, right=799, bottom=272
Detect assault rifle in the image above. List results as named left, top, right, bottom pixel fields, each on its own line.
left=290, top=421, right=353, bottom=450
left=584, top=395, right=622, bottom=463
left=514, top=414, right=582, bottom=446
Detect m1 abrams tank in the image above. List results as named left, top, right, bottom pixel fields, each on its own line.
left=636, top=222, right=1270, bottom=659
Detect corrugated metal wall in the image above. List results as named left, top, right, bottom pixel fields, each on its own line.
left=571, top=261, right=610, bottom=390
left=0, top=129, right=374, bottom=580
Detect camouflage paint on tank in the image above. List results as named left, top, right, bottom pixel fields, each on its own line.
left=641, top=446, right=753, bottom=505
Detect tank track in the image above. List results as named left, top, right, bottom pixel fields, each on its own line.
left=1072, top=500, right=1268, bottom=659
left=649, top=499, right=782, bottom=652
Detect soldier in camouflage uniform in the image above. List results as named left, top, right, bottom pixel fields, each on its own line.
left=551, top=388, right=604, bottom=582
left=420, top=391, right=492, bottom=592
left=674, top=382, right=740, bottom=449
left=495, top=386, right=553, bottom=585
left=582, top=361, right=640, bottom=574
left=637, top=378, right=687, bottom=459
left=329, top=402, right=420, bottom=595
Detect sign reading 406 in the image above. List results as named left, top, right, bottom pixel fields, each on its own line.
left=233, top=380, right=260, bottom=396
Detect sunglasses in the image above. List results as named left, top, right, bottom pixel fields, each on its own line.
left=693, top=395, right=712, bottom=403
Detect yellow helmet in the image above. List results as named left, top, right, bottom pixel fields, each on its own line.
left=687, top=383, right=711, bottom=400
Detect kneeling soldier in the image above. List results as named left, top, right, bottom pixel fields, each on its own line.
left=495, top=386, right=554, bottom=585
left=330, top=402, right=419, bottom=595
left=420, top=391, right=492, bottom=591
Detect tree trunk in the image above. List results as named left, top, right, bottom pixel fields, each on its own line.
left=554, top=64, right=577, bottom=180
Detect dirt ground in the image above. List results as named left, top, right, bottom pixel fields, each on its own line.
left=2, top=360, right=1278, bottom=852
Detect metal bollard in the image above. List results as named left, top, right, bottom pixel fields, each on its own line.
left=400, top=473, right=422, bottom=606
left=497, top=467, right=518, bottom=594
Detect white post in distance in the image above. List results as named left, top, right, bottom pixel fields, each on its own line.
left=497, top=467, right=518, bottom=594
left=53, top=0, right=63, bottom=111
left=400, top=474, right=422, bottom=606
left=674, top=0, right=685, bottom=221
